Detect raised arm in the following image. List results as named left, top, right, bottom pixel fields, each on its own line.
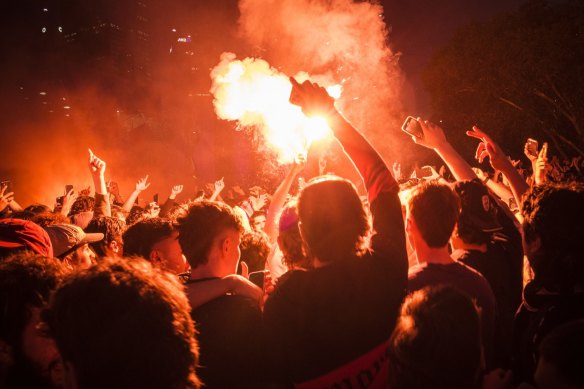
left=264, top=155, right=305, bottom=242
left=466, top=126, right=529, bottom=207
left=411, top=118, right=476, bottom=181
left=289, top=77, right=406, bottom=267
left=160, top=184, right=183, bottom=217
left=88, top=149, right=111, bottom=217
left=208, top=178, right=225, bottom=202
left=123, top=175, right=150, bottom=213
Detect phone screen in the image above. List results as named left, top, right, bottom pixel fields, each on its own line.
left=401, top=116, right=424, bottom=139
left=65, top=184, right=73, bottom=194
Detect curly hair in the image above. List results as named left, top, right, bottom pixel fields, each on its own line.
left=239, top=230, right=271, bottom=273
left=85, top=216, right=127, bottom=258
left=0, top=253, right=68, bottom=350
left=69, top=196, right=95, bottom=216
left=45, top=257, right=200, bottom=389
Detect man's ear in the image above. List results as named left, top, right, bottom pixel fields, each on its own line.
left=149, top=250, right=162, bottom=266
left=108, top=240, right=121, bottom=254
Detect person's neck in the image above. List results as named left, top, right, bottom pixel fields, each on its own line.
left=415, top=245, right=453, bottom=265
left=189, top=262, right=229, bottom=280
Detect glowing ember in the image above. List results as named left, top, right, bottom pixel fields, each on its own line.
left=210, top=52, right=341, bottom=163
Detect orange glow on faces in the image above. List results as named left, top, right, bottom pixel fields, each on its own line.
left=211, top=53, right=341, bottom=163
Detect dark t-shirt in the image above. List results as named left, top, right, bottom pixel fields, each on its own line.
left=408, top=261, right=497, bottom=352
left=190, top=285, right=264, bottom=388
left=263, top=120, right=408, bottom=384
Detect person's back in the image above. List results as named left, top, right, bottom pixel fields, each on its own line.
left=177, top=200, right=265, bottom=388
left=513, top=183, right=584, bottom=383
left=404, top=181, right=497, bottom=365
left=263, top=78, right=408, bottom=385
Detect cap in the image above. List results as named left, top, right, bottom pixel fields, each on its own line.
left=452, top=179, right=502, bottom=233
left=44, top=223, right=103, bottom=258
left=0, top=218, right=54, bottom=257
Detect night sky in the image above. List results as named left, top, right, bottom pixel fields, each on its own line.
left=0, top=0, right=529, bottom=205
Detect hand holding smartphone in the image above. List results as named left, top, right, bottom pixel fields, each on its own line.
left=401, top=116, right=424, bottom=139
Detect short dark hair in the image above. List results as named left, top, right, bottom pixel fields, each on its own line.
left=85, top=217, right=127, bottom=258
left=176, top=200, right=243, bottom=269
left=45, top=257, right=200, bottom=389
left=390, top=285, right=482, bottom=389
left=522, top=182, right=584, bottom=290
left=407, top=181, right=460, bottom=248
left=123, top=218, right=176, bottom=259
left=239, top=230, right=271, bottom=273
left=69, top=196, right=95, bottom=216
left=297, top=176, right=370, bottom=262
left=0, top=253, right=68, bottom=350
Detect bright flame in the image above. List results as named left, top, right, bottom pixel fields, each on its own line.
left=210, top=52, right=341, bottom=163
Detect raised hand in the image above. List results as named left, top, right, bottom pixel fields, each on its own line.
left=0, top=185, right=14, bottom=213
left=88, top=148, right=106, bottom=176
left=411, top=119, right=449, bottom=150
left=249, top=193, right=268, bottom=212
left=171, top=184, right=184, bottom=197
left=534, top=142, right=550, bottom=185
left=214, top=178, right=225, bottom=193
left=466, top=126, right=508, bottom=171
left=523, top=138, right=539, bottom=162
left=135, top=175, right=151, bottom=192
left=60, top=188, right=78, bottom=215
left=289, top=77, right=335, bottom=117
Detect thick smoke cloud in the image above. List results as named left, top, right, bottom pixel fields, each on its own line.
left=237, top=0, right=405, bottom=162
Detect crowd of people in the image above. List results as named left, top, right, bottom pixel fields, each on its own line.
left=1, top=77, right=583, bottom=389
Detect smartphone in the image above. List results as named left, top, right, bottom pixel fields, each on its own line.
left=401, top=116, right=424, bottom=139
left=248, top=270, right=267, bottom=289
left=526, top=138, right=538, bottom=158
left=65, top=184, right=73, bottom=194
left=153, top=193, right=159, bottom=203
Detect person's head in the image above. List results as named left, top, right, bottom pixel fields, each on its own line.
left=85, top=216, right=127, bottom=258
left=406, top=181, right=460, bottom=250
left=44, top=224, right=103, bottom=269
left=143, top=201, right=161, bottom=219
left=389, top=285, right=483, bottom=389
left=297, top=175, right=370, bottom=264
left=177, top=200, right=243, bottom=275
left=0, top=253, right=68, bottom=389
left=238, top=230, right=271, bottom=273
left=69, top=196, right=95, bottom=216
left=535, top=320, right=584, bottom=389
left=24, top=204, right=52, bottom=215
left=521, top=182, right=584, bottom=291
left=44, top=257, right=200, bottom=389
left=277, top=200, right=311, bottom=270
left=30, top=212, right=70, bottom=228
left=451, top=179, right=502, bottom=246
left=0, top=218, right=53, bottom=259
left=123, top=218, right=189, bottom=275
left=249, top=211, right=267, bottom=232
left=125, top=205, right=145, bottom=226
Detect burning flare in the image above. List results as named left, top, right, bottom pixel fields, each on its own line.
left=210, top=52, right=340, bottom=163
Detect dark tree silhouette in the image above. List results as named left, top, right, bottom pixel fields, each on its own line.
left=424, top=0, right=584, bottom=159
